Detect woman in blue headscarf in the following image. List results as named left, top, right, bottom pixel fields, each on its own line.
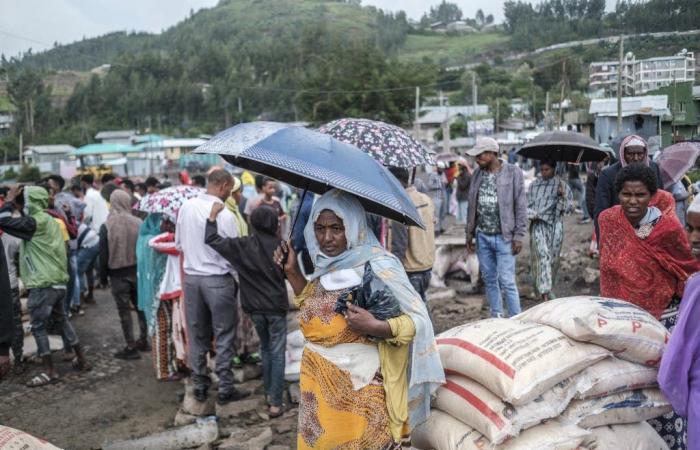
left=275, top=189, right=444, bottom=449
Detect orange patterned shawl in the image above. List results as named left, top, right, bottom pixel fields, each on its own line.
left=599, top=190, right=700, bottom=318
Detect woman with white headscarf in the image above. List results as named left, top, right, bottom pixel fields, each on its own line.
left=275, top=189, right=444, bottom=449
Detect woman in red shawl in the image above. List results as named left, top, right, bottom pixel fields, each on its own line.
left=599, top=163, right=700, bottom=450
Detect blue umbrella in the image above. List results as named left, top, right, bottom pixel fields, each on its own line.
left=194, top=122, right=424, bottom=228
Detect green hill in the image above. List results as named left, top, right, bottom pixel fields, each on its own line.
left=8, top=0, right=403, bottom=71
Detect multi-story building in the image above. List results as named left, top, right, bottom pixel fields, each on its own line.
left=589, top=53, right=636, bottom=97
left=589, top=50, right=695, bottom=97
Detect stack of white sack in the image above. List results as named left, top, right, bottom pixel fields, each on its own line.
left=284, top=329, right=305, bottom=382
left=413, top=297, right=673, bottom=450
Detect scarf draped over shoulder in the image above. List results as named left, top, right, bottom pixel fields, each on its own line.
left=599, top=190, right=700, bottom=318
left=303, top=189, right=445, bottom=427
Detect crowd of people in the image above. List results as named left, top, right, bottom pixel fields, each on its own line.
left=0, top=131, right=699, bottom=449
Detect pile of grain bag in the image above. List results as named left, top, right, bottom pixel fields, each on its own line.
left=412, top=296, right=673, bottom=450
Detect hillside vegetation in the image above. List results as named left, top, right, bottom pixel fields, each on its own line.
left=1, top=0, right=698, bottom=162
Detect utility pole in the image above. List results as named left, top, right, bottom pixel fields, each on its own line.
left=545, top=91, right=551, bottom=131
left=472, top=72, right=478, bottom=138
left=414, top=86, right=420, bottom=137
left=19, top=133, right=23, bottom=165
left=558, top=59, right=567, bottom=129
left=495, top=99, right=500, bottom=134
left=672, top=74, right=677, bottom=142
left=616, top=35, right=624, bottom=134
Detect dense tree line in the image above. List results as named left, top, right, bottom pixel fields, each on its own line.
left=503, top=0, right=700, bottom=51
left=0, top=20, right=434, bottom=160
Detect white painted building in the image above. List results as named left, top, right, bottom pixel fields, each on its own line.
left=589, top=50, right=695, bottom=97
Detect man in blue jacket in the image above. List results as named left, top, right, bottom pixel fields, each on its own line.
left=466, top=137, right=527, bottom=318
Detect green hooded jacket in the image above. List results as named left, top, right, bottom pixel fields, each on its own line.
left=19, top=186, right=68, bottom=289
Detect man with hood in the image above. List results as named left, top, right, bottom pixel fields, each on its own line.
left=1, top=185, right=90, bottom=386
left=593, top=134, right=664, bottom=237
left=205, top=203, right=288, bottom=418
left=100, top=189, right=149, bottom=360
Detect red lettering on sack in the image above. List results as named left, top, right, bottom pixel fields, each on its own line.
left=597, top=318, right=607, bottom=327
left=632, top=321, right=642, bottom=333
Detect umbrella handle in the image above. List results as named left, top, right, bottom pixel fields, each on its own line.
left=288, top=184, right=310, bottom=241
left=575, top=149, right=584, bottom=164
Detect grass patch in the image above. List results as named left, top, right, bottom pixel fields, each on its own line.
left=398, top=32, right=510, bottom=66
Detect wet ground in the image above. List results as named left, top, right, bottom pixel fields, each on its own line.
left=0, top=214, right=599, bottom=449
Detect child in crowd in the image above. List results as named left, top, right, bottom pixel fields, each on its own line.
left=205, top=203, right=288, bottom=418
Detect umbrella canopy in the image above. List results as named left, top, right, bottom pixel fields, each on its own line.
left=657, top=141, right=700, bottom=190
left=318, top=118, right=433, bottom=168
left=435, top=152, right=460, bottom=163
left=518, top=131, right=608, bottom=162
left=135, top=185, right=204, bottom=221
left=194, top=122, right=424, bottom=228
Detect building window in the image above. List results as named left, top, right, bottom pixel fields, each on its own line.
left=678, top=102, right=685, bottom=113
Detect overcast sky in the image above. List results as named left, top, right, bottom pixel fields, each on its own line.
left=0, top=0, right=618, bottom=59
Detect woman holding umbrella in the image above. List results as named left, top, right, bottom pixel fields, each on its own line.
left=527, top=159, right=574, bottom=301
left=274, top=190, right=443, bottom=449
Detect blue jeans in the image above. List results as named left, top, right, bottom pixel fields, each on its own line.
left=250, top=313, right=287, bottom=407
left=476, top=232, right=521, bottom=317
left=457, top=201, right=468, bottom=224
left=27, top=287, right=79, bottom=357
left=65, top=248, right=80, bottom=311
left=569, top=179, right=590, bottom=220
left=77, top=244, right=99, bottom=294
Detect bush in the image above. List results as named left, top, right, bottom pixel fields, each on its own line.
left=2, top=167, right=17, bottom=180
left=17, top=165, right=42, bottom=182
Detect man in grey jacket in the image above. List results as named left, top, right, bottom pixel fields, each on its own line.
left=466, top=137, right=527, bottom=317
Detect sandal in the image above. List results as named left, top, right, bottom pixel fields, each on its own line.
left=267, top=405, right=284, bottom=419
left=243, top=352, right=262, bottom=364
left=71, top=357, right=92, bottom=372
left=26, top=372, right=60, bottom=387
left=162, top=373, right=184, bottom=382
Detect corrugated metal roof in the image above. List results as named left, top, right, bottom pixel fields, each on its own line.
left=94, top=130, right=136, bottom=140
left=24, top=144, right=75, bottom=154
left=589, top=95, right=669, bottom=117
left=416, top=105, right=490, bottom=125
left=159, top=138, right=208, bottom=148
left=71, top=143, right=144, bottom=156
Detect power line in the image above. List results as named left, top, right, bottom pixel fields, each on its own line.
left=0, top=30, right=52, bottom=48
left=235, top=81, right=454, bottom=95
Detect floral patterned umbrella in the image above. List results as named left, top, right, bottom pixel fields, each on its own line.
left=318, top=118, right=434, bottom=168
left=135, top=185, right=204, bottom=221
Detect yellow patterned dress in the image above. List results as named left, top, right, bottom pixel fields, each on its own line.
left=297, top=280, right=402, bottom=450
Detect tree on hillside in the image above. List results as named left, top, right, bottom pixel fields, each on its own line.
left=421, top=1, right=463, bottom=25
left=7, top=69, right=53, bottom=140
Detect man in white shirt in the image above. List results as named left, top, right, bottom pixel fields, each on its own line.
left=80, top=174, right=109, bottom=233
left=176, top=169, right=249, bottom=405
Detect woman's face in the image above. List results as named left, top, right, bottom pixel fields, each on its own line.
left=314, top=210, right=348, bottom=257
left=540, top=164, right=555, bottom=179
left=686, top=211, right=700, bottom=259
left=231, top=189, right=242, bottom=203
left=618, top=180, right=652, bottom=225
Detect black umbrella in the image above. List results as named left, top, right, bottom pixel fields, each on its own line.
left=517, top=131, right=608, bottom=163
